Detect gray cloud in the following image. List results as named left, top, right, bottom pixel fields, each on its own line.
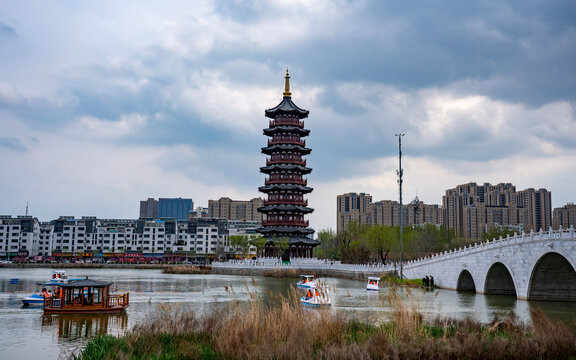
left=0, top=137, right=27, bottom=152
left=0, top=22, right=16, bottom=37
left=0, top=1, right=575, bottom=228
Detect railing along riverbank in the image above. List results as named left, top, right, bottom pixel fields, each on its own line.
left=212, top=257, right=395, bottom=279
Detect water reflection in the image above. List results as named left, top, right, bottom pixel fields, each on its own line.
left=1, top=268, right=575, bottom=360
left=41, top=313, right=129, bottom=342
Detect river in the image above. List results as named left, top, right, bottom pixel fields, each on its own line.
left=1, top=268, right=575, bottom=359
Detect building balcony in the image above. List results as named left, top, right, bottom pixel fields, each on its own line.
left=268, top=136, right=305, bottom=147
left=262, top=220, right=309, bottom=227
left=263, top=199, right=308, bottom=206
left=266, top=156, right=306, bottom=166
left=265, top=177, right=307, bottom=186
left=269, top=118, right=304, bottom=128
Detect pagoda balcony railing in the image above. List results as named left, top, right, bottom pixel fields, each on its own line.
left=266, top=157, right=306, bottom=166
left=263, top=199, right=308, bottom=206
left=262, top=220, right=309, bottom=227
left=270, top=118, right=304, bottom=128
left=265, top=177, right=307, bottom=185
left=268, top=136, right=305, bottom=146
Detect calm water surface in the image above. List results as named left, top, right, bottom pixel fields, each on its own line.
left=1, top=268, right=575, bottom=359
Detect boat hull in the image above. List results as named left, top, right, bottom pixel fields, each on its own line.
left=297, top=283, right=315, bottom=289
left=21, top=294, right=46, bottom=306
left=43, top=306, right=128, bottom=314
left=301, top=301, right=331, bottom=307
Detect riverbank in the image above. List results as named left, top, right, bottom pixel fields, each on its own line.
left=75, top=289, right=576, bottom=360
left=1, top=263, right=212, bottom=270
left=212, top=264, right=390, bottom=280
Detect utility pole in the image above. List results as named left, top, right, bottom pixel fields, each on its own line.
left=395, top=133, right=405, bottom=280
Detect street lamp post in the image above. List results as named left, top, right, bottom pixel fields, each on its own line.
left=395, top=133, right=405, bottom=280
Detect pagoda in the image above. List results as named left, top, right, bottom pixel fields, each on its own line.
left=257, top=70, right=318, bottom=258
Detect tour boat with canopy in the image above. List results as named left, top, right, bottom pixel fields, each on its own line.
left=43, top=278, right=129, bottom=314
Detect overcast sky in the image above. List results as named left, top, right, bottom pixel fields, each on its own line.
left=1, top=0, right=575, bottom=232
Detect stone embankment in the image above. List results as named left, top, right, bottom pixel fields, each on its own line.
left=212, top=258, right=394, bottom=280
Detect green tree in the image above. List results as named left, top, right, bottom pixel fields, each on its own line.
left=483, top=226, right=517, bottom=242
left=273, top=236, right=290, bottom=258
left=250, top=235, right=267, bottom=257
left=315, top=229, right=338, bottom=259
left=229, top=235, right=250, bottom=258
left=363, top=225, right=395, bottom=264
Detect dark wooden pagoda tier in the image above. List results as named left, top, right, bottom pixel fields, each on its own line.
left=257, top=70, right=319, bottom=258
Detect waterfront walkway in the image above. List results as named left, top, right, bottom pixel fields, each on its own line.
left=212, top=257, right=395, bottom=279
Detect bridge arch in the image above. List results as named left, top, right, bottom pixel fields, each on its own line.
left=484, top=262, right=516, bottom=296
left=457, top=269, right=476, bottom=292
left=528, top=252, right=576, bottom=301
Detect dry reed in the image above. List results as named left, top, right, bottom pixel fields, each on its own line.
left=76, top=281, right=576, bottom=360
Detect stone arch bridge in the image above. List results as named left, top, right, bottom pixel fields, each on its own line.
left=403, top=226, right=576, bottom=301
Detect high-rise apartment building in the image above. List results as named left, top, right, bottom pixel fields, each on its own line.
left=442, top=183, right=551, bottom=238
left=158, top=198, right=193, bottom=221
left=139, top=198, right=158, bottom=218
left=337, top=193, right=373, bottom=232
left=516, top=188, right=552, bottom=232
left=337, top=193, right=441, bottom=232
left=552, top=203, right=576, bottom=229
left=208, top=197, right=263, bottom=222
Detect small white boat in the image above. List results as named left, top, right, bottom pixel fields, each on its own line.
left=22, top=289, right=52, bottom=306
left=297, top=275, right=316, bottom=289
left=44, top=270, right=71, bottom=285
left=301, top=286, right=331, bottom=307
left=22, top=271, right=80, bottom=306
left=366, top=277, right=380, bottom=291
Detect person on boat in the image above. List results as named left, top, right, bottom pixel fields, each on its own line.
left=315, top=289, right=320, bottom=297
left=52, top=274, right=56, bottom=279
left=305, top=290, right=313, bottom=299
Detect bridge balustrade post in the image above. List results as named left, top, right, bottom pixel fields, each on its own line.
left=570, top=225, right=575, bottom=240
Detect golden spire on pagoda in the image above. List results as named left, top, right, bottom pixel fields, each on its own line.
left=283, top=68, right=291, bottom=97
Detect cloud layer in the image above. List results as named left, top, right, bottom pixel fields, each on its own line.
left=1, top=0, right=575, bottom=231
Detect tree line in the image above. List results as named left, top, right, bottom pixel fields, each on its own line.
left=314, top=222, right=518, bottom=264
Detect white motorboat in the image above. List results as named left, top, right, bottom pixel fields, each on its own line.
left=297, top=275, right=316, bottom=289
left=301, top=286, right=331, bottom=307
left=22, top=288, right=52, bottom=306
left=21, top=271, right=80, bottom=306
left=366, top=277, right=380, bottom=291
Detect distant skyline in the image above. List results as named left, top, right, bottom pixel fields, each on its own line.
left=1, top=1, right=575, bottom=232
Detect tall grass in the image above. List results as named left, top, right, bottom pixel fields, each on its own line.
left=75, top=282, right=576, bottom=360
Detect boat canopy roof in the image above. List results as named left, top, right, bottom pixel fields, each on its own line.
left=367, top=277, right=380, bottom=281
left=60, top=279, right=112, bottom=288
left=300, top=275, right=314, bottom=278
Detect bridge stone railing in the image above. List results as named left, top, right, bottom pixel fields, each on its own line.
left=404, top=226, right=575, bottom=269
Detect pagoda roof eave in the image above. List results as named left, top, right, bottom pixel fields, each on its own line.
left=260, top=164, right=312, bottom=174
left=263, top=127, right=310, bottom=136
left=258, top=205, right=314, bottom=213
left=257, top=227, right=315, bottom=235
left=262, top=144, right=311, bottom=155
left=258, top=184, right=313, bottom=193
left=265, top=96, right=309, bottom=119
